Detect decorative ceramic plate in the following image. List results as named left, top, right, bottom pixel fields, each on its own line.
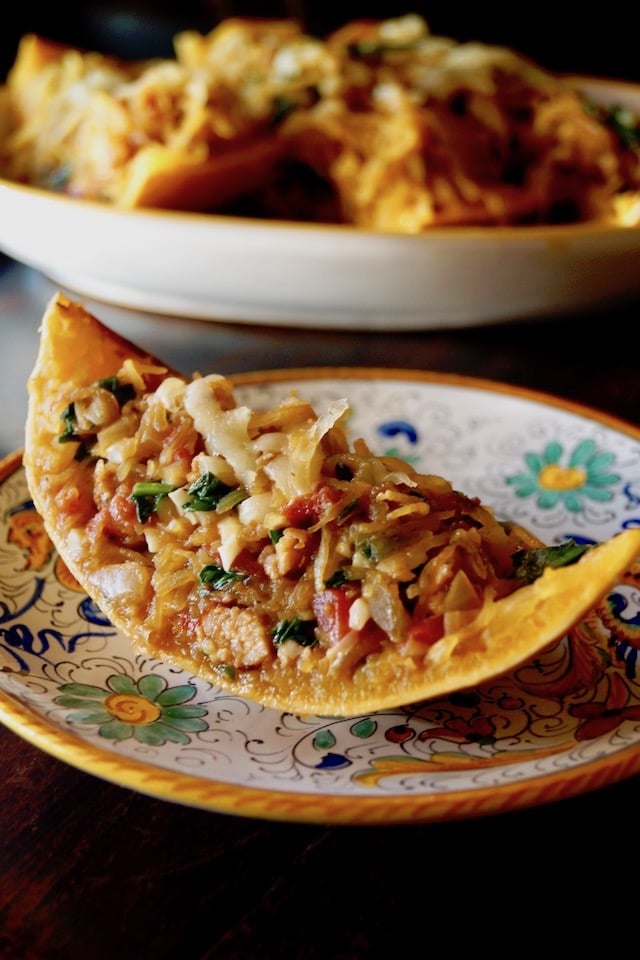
left=1, top=77, right=640, bottom=331
left=1, top=368, right=640, bottom=824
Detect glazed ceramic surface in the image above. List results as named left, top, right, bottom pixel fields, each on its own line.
left=1, top=368, right=640, bottom=823
left=1, top=77, right=640, bottom=331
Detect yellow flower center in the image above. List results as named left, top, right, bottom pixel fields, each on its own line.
left=104, top=692, right=161, bottom=725
left=538, top=464, right=586, bottom=491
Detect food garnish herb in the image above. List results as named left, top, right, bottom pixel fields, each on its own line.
left=131, top=481, right=177, bottom=522
left=57, top=403, right=79, bottom=443
left=585, top=100, right=640, bottom=149
left=56, top=403, right=94, bottom=460
left=216, top=663, right=237, bottom=680
left=271, top=618, right=318, bottom=647
left=603, top=105, right=640, bottom=149
left=356, top=535, right=389, bottom=562
left=96, top=376, right=136, bottom=407
left=270, top=94, right=296, bottom=125
left=214, top=488, right=249, bottom=513
left=199, top=564, right=248, bottom=589
left=183, top=472, right=234, bottom=511
left=337, top=498, right=360, bottom=523
left=325, top=569, right=350, bottom=587
left=512, top=539, right=591, bottom=584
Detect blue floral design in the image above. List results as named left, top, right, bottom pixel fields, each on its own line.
left=376, top=419, right=421, bottom=464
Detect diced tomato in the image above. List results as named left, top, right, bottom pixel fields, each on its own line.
left=161, top=419, right=199, bottom=466
left=89, top=482, right=145, bottom=548
left=313, top=588, right=353, bottom=644
left=168, top=610, right=200, bottom=650
left=282, top=485, right=342, bottom=528
left=232, top=548, right=266, bottom=580
left=108, top=484, right=141, bottom=533
left=282, top=494, right=317, bottom=528
left=58, top=483, right=96, bottom=526
left=358, top=619, right=387, bottom=647
left=405, top=614, right=446, bottom=648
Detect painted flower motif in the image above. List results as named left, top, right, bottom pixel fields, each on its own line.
left=54, top=673, right=209, bottom=745
left=506, top=439, right=619, bottom=512
left=416, top=714, right=496, bottom=746
left=569, top=672, right=640, bottom=740
left=377, top=419, right=421, bottom=464
left=377, top=420, right=418, bottom=444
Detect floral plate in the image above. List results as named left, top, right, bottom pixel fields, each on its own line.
left=1, top=368, right=640, bottom=824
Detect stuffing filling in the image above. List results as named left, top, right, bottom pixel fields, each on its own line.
left=54, top=361, right=543, bottom=680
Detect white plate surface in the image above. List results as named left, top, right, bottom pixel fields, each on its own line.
left=1, top=77, right=640, bottom=330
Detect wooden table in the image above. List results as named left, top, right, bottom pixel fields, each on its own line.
left=1, top=255, right=640, bottom=958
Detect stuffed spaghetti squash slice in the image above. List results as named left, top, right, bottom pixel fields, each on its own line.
left=0, top=24, right=314, bottom=210
left=23, top=294, right=640, bottom=715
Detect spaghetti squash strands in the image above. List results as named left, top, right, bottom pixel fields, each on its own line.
left=2, top=17, right=640, bottom=228
left=23, top=294, right=640, bottom=715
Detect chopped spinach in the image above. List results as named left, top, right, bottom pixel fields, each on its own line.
left=131, top=481, right=177, bottom=523
left=271, top=618, right=318, bottom=647
left=512, top=538, right=591, bottom=584
left=325, top=569, right=350, bottom=587
left=183, top=472, right=234, bottom=511
left=56, top=403, right=94, bottom=460
left=199, top=564, right=248, bottom=589
left=96, top=376, right=136, bottom=407
left=57, top=403, right=80, bottom=443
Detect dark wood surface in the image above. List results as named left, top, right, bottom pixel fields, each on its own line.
left=1, top=256, right=640, bottom=959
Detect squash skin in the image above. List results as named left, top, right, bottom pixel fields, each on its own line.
left=24, top=293, right=640, bottom=715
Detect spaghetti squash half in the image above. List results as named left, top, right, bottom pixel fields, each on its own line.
left=23, top=294, right=640, bottom=715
